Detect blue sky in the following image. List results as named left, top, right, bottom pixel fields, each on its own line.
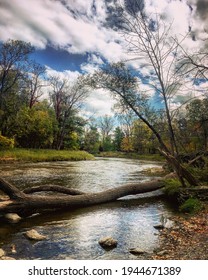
left=31, top=46, right=88, bottom=72
left=0, top=0, right=207, bottom=116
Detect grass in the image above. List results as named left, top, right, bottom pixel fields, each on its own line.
left=0, top=148, right=95, bottom=162
left=96, top=151, right=165, bottom=161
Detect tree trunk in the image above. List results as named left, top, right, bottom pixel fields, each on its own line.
left=0, top=175, right=173, bottom=217
left=159, top=150, right=199, bottom=186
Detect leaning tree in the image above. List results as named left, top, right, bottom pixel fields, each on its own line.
left=86, top=2, right=199, bottom=187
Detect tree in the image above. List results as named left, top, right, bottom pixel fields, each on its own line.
left=86, top=2, right=200, bottom=186
left=186, top=98, right=208, bottom=151
left=88, top=62, right=197, bottom=186
left=177, top=38, right=208, bottom=83
left=0, top=173, right=174, bottom=216
left=131, top=120, right=154, bottom=154
left=82, top=126, right=100, bottom=153
left=121, top=136, right=134, bottom=152
left=49, top=75, right=88, bottom=150
left=113, top=126, right=125, bottom=151
left=14, top=102, right=56, bottom=148
left=0, top=40, right=34, bottom=134
left=24, top=61, right=46, bottom=108
left=98, top=115, right=114, bottom=151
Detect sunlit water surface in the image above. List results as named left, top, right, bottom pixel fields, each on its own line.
left=0, top=158, right=174, bottom=259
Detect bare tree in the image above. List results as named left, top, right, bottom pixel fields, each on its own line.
left=121, top=11, right=186, bottom=156
left=25, top=61, right=46, bottom=108
left=87, top=65, right=197, bottom=185
left=98, top=115, right=114, bottom=144
left=176, top=41, right=208, bottom=85
left=49, top=75, right=88, bottom=150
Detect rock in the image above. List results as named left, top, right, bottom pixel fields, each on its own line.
left=129, top=248, right=146, bottom=255
left=154, top=224, right=164, bottom=230
left=4, top=213, right=21, bottom=223
left=0, top=248, right=5, bottom=257
left=164, top=219, right=174, bottom=229
left=24, top=229, right=47, bottom=241
left=156, top=250, right=169, bottom=256
left=98, top=237, right=117, bottom=249
left=11, top=244, right=17, bottom=254
left=0, top=256, right=16, bottom=260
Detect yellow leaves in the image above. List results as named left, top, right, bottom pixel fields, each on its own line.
left=121, top=136, right=134, bottom=152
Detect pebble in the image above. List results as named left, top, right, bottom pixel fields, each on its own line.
left=129, top=248, right=146, bottom=255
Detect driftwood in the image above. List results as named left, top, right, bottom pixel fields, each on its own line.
left=0, top=174, right=175, bottom=217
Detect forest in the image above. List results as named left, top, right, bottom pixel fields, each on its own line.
left=0, top=39, right=208, bottom=157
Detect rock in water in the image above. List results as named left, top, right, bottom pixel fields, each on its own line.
left=98, top=237, right=117, bottom=249
left=5, top=213, right=21, bottom=223
left=154, top=224, right=164, bottom=230
left=129, top=248, right=146, bottom=255
left=0, top=248, right=5, bottom=257
left=24, top=229, right=47, bottom=241
left=1, top=256, right=16, bottom=260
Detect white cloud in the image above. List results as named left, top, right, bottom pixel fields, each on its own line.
left=84, top=89, right=115, bottom=116
left=0, top=0, right=125, bottom=63
left=46, top=66, right=80, bottom=81
left=0, top=0, right=207, bottom=116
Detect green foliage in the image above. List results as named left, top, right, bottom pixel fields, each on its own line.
left=83, top=126, right=100, bottom=153
left=14, top=104, right=56, bottom=148
left=113, top=127, right=124, bottom=151
left=0, top=134, right=14, bottom=150
left=102, top=136, right=114, bottom=152
left=179, top=198, right=203, bottom=214
left=163, top=178, right=182, bottom=198
left=64, top=131, right=80, bottom=150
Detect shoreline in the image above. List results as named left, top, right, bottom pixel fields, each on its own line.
left=0, top=149, right=94, bottom=163
left=96, top=151, right=165, bottom=162
left=151, top=204, right=208, bottom=260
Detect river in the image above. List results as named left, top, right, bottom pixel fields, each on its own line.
left=0, top=157, right=175, bottom=260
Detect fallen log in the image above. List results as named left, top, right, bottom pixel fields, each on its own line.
left=0, top=174, right=175, bottom=216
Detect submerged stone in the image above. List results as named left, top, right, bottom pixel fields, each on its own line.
left=129, top=248, right=146, bottom=255
left=24, top=229, right=47, bottom=241
left=5, top=213, right=21, bottom=223
left=98, top=236, right=117, bottom=249
left=0, top=256, right=16, bottom=260
left=0, top=248, right=5, bottom=257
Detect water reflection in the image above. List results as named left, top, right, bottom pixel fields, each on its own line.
left=0, top=157, right=174, bottom=259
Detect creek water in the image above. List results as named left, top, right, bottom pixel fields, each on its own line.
left=0, top=157, right=175, bottom=260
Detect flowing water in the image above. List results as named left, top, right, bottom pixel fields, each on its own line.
left=0, top=157, right=175, bottom=260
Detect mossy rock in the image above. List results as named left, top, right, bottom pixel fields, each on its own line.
left=179, top=198, right=204, bottom=214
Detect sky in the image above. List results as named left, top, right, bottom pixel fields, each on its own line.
left=0, top=0, right=207, bottom=116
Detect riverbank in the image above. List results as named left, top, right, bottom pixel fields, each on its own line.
left=0, top=149, right=94, bottom=162
left=96, top=151, right=165, bottom=162
left=152, top=203, right=208, bottom=260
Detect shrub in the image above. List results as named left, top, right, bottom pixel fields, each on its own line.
left=179, top=198, right=203, bottom=214
left=0, top=135, right=14, bottom=150
left=163, top=178, right=182, bottom=197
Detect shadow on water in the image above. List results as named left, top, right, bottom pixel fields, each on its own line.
left=0, top=158, right=175, bottom=259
